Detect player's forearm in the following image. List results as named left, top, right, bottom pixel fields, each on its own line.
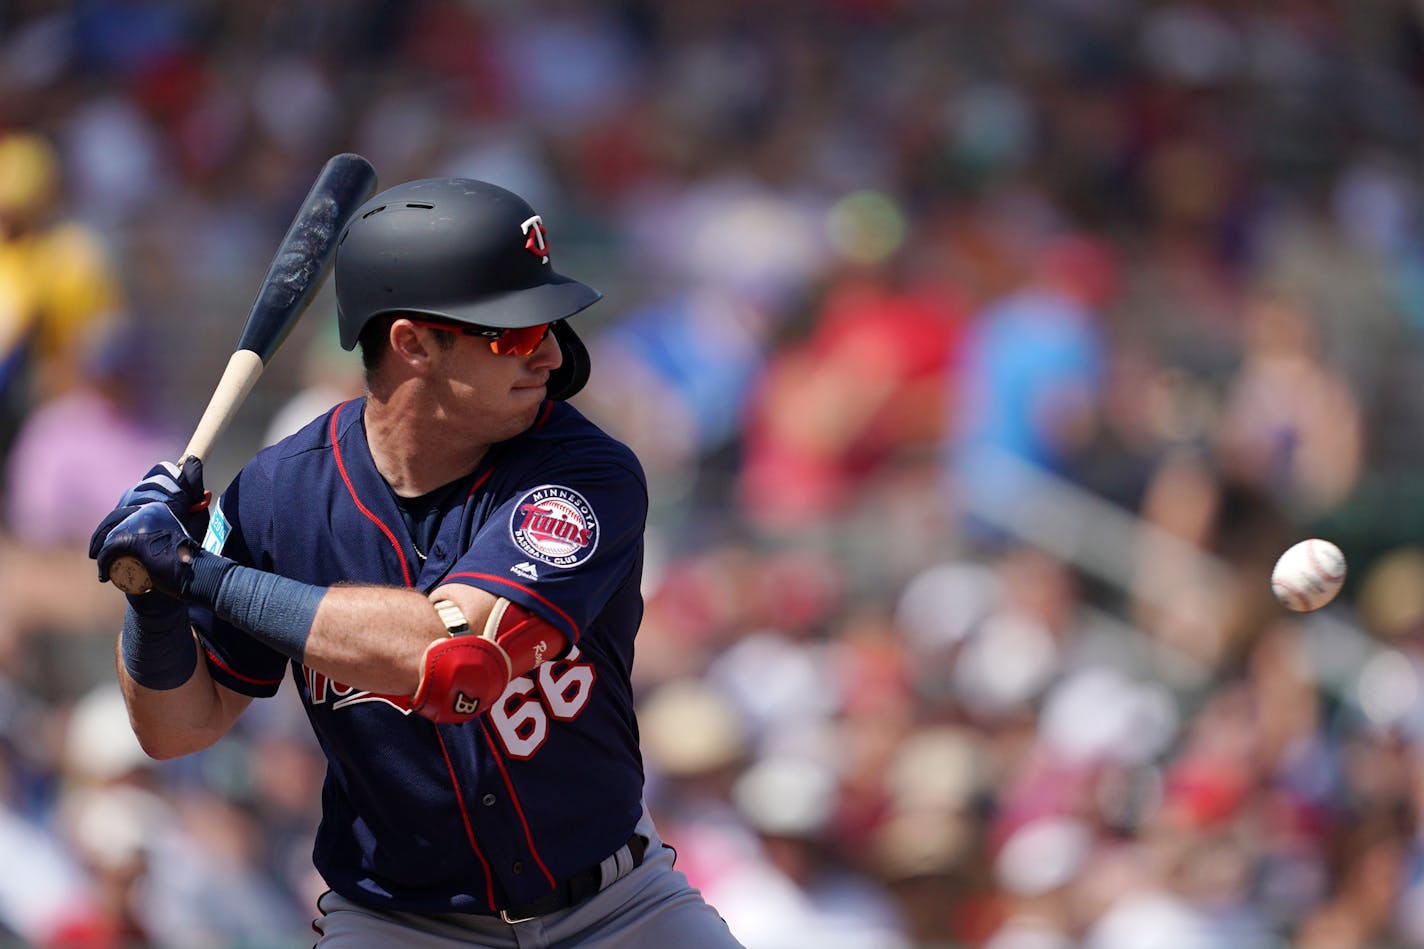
left=94, top=512, right=485, bottom=697
left=178, top=555, right=426, bottom=692
left=303, top=585, right=446, bottom=694
left=185, top=554, right=465, bottom=695
left=116, top=634, right=249, bottom=759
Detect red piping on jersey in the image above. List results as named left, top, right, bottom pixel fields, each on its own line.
left=436, top=730, right=498, bottom=909
left=480, top=718, right=558, bottom=889
left=442, top=572, right=581, bottom=644
left=204, top=647, right=284, bottom=687
left=533, top=401, right=554, bottom=430
left=466, top=468, right=493, bottom=497
left=330, top=402, right=413, bottom=587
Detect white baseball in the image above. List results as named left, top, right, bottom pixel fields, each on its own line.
left=1271, top=539, right=1347, bottom=612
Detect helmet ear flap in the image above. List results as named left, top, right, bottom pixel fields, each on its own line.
left=546, top=320, right=590, bottom=401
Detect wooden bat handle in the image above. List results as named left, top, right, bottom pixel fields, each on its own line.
left=108, top=350, right=265, bottom=595
left=183, top=350, right=264, bottom=463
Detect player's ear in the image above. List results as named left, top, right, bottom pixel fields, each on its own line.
left=388, top=317, right=437, bottom=368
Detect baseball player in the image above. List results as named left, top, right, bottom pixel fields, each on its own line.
left=88, top=178, right=744, bottom=947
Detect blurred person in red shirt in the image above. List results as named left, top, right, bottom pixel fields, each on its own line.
left=737, top=262, right=968, bottom=534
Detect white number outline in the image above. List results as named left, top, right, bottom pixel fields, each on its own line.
left=489, top=645, right=597, bottom=758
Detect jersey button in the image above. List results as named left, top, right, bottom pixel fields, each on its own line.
left=482, top=794, right=496, bottom=806
left=512, top=861, right=524, bottom=875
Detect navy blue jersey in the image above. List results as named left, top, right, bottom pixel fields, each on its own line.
left=196, top=398, right=647, bottom=914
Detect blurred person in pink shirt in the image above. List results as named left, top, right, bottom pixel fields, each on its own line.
left=0, top=317, right=174, bottom=687
left=4, top=317, right=173, bottom=547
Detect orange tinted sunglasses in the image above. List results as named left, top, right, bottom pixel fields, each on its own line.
left=406, top=318, right=554, bottom=356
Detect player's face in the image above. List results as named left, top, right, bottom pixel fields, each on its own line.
left=433, top=323, right=564, bottom=440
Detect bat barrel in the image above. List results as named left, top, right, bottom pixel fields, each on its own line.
left=237, top=153, right=378, bottom=363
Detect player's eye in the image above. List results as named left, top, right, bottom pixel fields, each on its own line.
left=485, top=323, right=552, bottom=356
left=406, top=319, right=554, bottom=356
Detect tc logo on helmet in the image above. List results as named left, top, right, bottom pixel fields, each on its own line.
left=522, top=215, right=550, bottom=263
left=509, top=485, right=598, bottom=567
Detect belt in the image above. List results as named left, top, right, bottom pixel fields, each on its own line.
left=498, top=833, right=648, bottom=924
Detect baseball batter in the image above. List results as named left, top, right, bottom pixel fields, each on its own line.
left=89, top=178, right=743, bottom=947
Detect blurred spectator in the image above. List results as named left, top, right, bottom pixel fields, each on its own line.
left=3, top=316, right=173, bottom=547
left=1214, top=283, right=1365, bottom=517
left=637, top=676, right=763, bottom=926
left=53, top=684, right=311, bottom=948
left=738, top=263, right=967, bottom=534
left=0, top=130, right=122, bottom=463
left=54, top=683, right=163, bottom=948
left=944, top=233, right=1113, bottom=543
left=716, top=754, right=912, bottom=949
left=581, top=287, right=770, bottom=496
left=0, top=317, right=173, bottom=700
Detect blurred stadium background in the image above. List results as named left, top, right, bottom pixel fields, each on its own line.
left=1, top=1, right=1424, bottom=946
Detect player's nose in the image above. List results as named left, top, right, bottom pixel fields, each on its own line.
left=528, top=326, right=563, bottom=370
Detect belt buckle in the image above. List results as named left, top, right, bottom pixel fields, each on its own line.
left=500, top=908, right=539, bottom=925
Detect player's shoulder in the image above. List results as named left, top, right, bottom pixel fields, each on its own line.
left=519, top=401, right=644, bottom=479
left=241, top=398, right=359, bottom=486
left=261, top=398, right=358, bottom=458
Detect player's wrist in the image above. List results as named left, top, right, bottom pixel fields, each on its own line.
left=198, top=560, right=325, bottom=662
left=182, top=548, right=237, bottom=605
left=122, top=600, right=197, bottom=690
left=126, top=590, right=186, bottom=620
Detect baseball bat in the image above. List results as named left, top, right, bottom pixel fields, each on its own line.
left=108, top=152, right=378, bottom=595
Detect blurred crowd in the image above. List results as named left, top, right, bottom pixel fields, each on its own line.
left=1, top=0, right=1423, bottom=946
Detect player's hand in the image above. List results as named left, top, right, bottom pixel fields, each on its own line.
left=94, top=504, right=200, bottom=596
left=88, top=457, right=209, bottom=563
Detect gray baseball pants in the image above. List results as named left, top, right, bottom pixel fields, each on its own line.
left=311, top=821, right=743, bottom=948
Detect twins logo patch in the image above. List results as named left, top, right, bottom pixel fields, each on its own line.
left=510, top=485, right=598, bottom=567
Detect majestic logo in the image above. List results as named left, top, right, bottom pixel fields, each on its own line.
left=521, top=215, right=549, bottom=263
left=510, top=485, right=598, bottom=567
left=511, top=562, right=540, bottom=580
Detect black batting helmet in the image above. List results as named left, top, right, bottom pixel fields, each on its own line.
left=333, top=178, right=600, bottom=400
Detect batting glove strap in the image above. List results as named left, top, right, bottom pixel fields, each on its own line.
left=412, top=635, right=513, bottom=725
left=122, top=599, right=197, bottom=691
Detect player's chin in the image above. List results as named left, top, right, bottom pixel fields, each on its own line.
left=508, top=383, right=549, bottom=416
left=510, top=382, right=548, bottom=404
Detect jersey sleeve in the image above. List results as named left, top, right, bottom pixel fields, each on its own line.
left=443, top=445, right=647, bottom=646
left=193, top=463, right=290, bottom=697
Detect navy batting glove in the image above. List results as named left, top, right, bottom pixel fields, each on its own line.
left=95, top=504, right=201, bottom=596
left=88, top=457, right=209, bottom=563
